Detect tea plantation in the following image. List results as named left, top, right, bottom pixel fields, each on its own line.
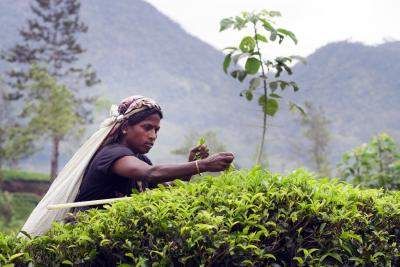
left=1, top=167, right=399, bottom=266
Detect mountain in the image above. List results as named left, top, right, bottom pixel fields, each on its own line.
left=0, top=0, right=398, bottom=174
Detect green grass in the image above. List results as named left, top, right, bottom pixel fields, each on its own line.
left=0, top=169, right=49, bottom=182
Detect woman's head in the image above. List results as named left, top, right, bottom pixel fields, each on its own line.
left=104, top=95, right=163, bottom=153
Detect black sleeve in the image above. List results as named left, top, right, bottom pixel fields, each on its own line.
left=95, top=145, right=135, bottom=175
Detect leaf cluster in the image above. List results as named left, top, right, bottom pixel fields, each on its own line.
left=1, top=168, right=399, bottom=266
left=22, top=65, right=84, bottom=141
left=220, top=10, right=305, bottom=117
left=339, top=133, right=400, bottom=189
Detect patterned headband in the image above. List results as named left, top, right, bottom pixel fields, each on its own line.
left=101, top=95, right=161, bottom=128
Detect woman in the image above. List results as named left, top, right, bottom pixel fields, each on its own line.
left=74, top=95, right=234, bottom=208
left=20, top=95, right=234, bottom=236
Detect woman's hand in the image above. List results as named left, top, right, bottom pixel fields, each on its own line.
left=199, top=152, right=234, bottom=172
left=188, top=144, right=209, bottom=162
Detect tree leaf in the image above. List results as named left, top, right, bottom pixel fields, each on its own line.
left=234, top=15, right=248, bottom=30
left=245, top=90, right=253, bottom=101
left=223, top=54, right=231, bottom=74
left=289, top=101, right=306, bottom=115
left=245, top=58, right=261, bottom=74
left=279, top=81, right=288, bottom=90
left=320, top=253, right=343, bottom=264
left=269, top=81, right=278, bottom=91
left=269, top=93, right=281, bottom=98
left=258, top=95, right=267, bottom=106
left=278, top=33, right=284, bottom=44
left=283, top=64, right=292, bottom=75
left=238, top=70, right=247, bottom=82
left=268, top=11, right=281, bottom=17
left=250, top=77, right=261, bottom=89
left=277, top=28, right=298, bottom=44
left=264, top=98, right=279, bottom=116
left=230, top=70, right=239, bottom=78
left=258, top=96, right=278, bottom=116
left=270, top=30, right=277, bottom=41
left=239, top=36, right=256, bottom=53
left=61, top=260, right=73, bottom=266
left=219, top=18, right=234, bottom=31
left=9, top=253, right=25, bottom=262
left=290, top=81, right=299, bottom=92
left=260, top=19, right=275, bottom=32
left=255, top=33, right=268, bottom=43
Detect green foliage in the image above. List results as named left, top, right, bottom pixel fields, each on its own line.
left=0, top=85, right=36, bottom=168
left=1, top=0, right=98, bottom=173
left=25, top=65, right=83, bottom=139
left=0, top=232, right=30, bottom=266
left=1, top=168, right=399, bottom=266
left=0, top=192, right=40, bottom=234
left=339, top=133, right=400, bottom=189
left=23, top=65, right=84, bottom=178
left=220, top=10, right=305, bottom=164
left=197, top=137, right=206, bottom=146
left=0, top=169, right=49, bottom=182
left=0, top=125, right=36, bottom=169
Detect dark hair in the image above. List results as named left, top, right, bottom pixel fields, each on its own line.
left=103, top=107, right=163, bottom=146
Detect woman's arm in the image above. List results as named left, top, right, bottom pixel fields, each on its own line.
left=111, top=152, right=234, bottom=184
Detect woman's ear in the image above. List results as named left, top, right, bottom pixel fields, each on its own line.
left=121, top=123, right=128, bottom=135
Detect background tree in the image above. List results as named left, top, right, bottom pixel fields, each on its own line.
left=22, top=65, right=83, bottom=179
left=220, top=10, right=305, bottom=164
left=292, top=102, right=331, bottom=177
left=0, top=80, right=36, bottom=169
left=171, top=131, right=227, bottom=159
left=1, top=0, right=99, bottom=176
left=338, top=133, right=400, bottom=189
left=2, top=0, right=98, bottom=92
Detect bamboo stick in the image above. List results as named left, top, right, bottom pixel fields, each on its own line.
left=46, top=197, right=131, bottom=210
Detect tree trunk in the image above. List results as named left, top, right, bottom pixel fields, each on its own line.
left=256, top=110, right=267, bottom=165
left=50, top=135, right=60, bottom=181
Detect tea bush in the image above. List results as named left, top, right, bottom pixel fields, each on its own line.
left=1, top=167, right=400, bottom=266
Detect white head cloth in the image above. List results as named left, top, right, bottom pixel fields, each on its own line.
left=20, top=95, right=160, bottom=237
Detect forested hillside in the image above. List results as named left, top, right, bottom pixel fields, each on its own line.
left=0, top=0, right=398, bottom=172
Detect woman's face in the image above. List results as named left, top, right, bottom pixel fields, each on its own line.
left=122, top=113, right=161, bottom=154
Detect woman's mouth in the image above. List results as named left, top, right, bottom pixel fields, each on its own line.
left=144, top=143, right=153, bottom=149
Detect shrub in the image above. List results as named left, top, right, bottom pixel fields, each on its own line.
left=1, top=167, right=400, bottom=266
left=0, top=232, right=30, bottom=265
left=339, top=133, right=400, bottom=190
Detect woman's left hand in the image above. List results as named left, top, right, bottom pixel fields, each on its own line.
left=188, top=144, right=209, bottom=162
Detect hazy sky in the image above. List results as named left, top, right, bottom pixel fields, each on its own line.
left=145, top=0, right=399, bottom=57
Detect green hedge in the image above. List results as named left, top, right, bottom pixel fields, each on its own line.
left=1, top=167, right=400, bottom=266
left=0, top=169, right=50, bottom=182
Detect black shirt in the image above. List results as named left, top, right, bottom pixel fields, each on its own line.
left=75, top=143, right=156, bottom=205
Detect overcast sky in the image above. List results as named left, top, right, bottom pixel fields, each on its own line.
left=145, top=0, right=399, bottom=57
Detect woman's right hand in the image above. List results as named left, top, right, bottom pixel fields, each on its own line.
left=199, top=152, right=234, bottom=172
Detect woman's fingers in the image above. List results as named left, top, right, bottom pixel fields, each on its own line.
left=220, top=152, right=234, bottom=162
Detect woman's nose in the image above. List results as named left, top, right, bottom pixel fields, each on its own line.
left=149, top=130, right=157, bottom=140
